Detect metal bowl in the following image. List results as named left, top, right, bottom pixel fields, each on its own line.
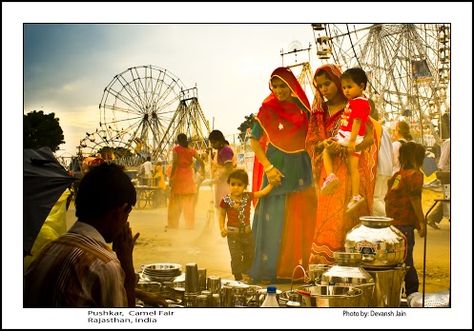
left=298, top=285, right=364, bottom=307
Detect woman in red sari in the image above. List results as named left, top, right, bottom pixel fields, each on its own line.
left=167, top=133, right=204, bottom=230
left=305, top=64, right=378, bottom=264
left=249, top=67, right=316, bottom=282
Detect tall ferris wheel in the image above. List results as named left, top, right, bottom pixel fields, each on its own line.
left=94, top=65, right=210, bottom=162
left=312, top=24, right=451, bottom=145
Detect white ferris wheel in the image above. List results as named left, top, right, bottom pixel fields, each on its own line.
left=312, top=23, right=451, bottom=145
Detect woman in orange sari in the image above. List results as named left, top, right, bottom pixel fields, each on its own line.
left=168, top=133, right=204, bottom=230
left=305, top=64, right=379, bottom=264
left=249, top=67, right=316, bottom=282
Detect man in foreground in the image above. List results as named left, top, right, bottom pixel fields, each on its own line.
left=25, top=163, right=140, bottom=307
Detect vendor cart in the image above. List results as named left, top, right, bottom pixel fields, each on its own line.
left=135, top=185, right=168, bottom=209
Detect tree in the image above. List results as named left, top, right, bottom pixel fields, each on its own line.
left=24, top=110, right=65, bottom=151
left=237, top=114, right=255, bottom=143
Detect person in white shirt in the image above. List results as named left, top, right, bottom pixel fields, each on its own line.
left=373, top=125, right=394, bottom=216
left=391, top=121, right=414, bottom=174
left=438, top=138, right=450, bottom=172
left=139, top=156, right=154, bottom=185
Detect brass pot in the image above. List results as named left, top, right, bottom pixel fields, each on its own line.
left=345, top=216, right=407, bottom=268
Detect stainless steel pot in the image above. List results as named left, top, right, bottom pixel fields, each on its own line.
left=219, top=280, right=262, bottom=307
left=320, top=252, right=375, bottom=307
left=345, top=216, right=407, bottom=268
left=297, top=285, right=364, bottom=307
left=308, top=264, right=330, bottom=284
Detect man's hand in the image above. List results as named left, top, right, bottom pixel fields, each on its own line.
left=113, top=222, right=140, bottom=261
left=113, top=222, right=140, bottom=307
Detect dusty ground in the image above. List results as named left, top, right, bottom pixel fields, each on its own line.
left=65, top=183, right=450, bottom=295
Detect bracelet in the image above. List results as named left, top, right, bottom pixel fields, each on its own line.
left=264, top=164, right=274, bottom=172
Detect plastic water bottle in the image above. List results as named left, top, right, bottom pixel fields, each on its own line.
left=260, top=286, right=280, bottom=307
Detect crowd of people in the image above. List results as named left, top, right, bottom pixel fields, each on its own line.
left=24, top=62, right=450, bottom=307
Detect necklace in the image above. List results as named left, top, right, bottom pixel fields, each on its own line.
left=223, top=193, right=249, bottom=225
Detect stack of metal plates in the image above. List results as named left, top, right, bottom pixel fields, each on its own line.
left=140, top=263, right=182, bottom=282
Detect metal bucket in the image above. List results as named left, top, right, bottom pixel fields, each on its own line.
left=320, top=252, right=375, bottom=307
left=299, top=285, right=364, bottom=307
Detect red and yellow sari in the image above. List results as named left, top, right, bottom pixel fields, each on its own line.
left=305, top=64, right=378, bottom=264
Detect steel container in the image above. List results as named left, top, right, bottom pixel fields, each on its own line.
left=367, top=266, right=407, bottom=307
left=207, top=276, right=221, bottom=294
left=308, top=264, right=330, bottom=284
left=345, top=216, right=407, bottom=268
left=184, top=263, right=200, bottom=294
left=297, top=285, right=364, bottom=307
left=320, top=252, right=375, bottom=307
left=407, top=290, right=450, bottom=307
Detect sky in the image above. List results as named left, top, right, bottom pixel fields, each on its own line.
left=22, top=23, right=317, bottom=157
left=3, top=2, right=473, bottom=329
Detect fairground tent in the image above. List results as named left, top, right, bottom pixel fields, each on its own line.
left=23, top=147, right=75, bottom=257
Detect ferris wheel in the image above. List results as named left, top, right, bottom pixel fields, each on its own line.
left=77, top=127, right=135, bottom=158
left=312, top=24, right=451, bottom=145
left=99, top=65, right=187, bottom=159
left=281, top=40, right=316, bottom=104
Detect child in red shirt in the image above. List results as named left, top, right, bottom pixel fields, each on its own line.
left=320, top=68, right=371, bottom=212
left=218, top=169, right=273, bottom=281
left=385, top=142, right=426, bottom=296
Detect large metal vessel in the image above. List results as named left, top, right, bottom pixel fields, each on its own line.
left=345, top=216, right=407, bottom=268
left=320, top=252, right=375, bottom=307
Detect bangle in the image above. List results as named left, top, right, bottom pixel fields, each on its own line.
left=264, top=164, right=274, bottom=172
